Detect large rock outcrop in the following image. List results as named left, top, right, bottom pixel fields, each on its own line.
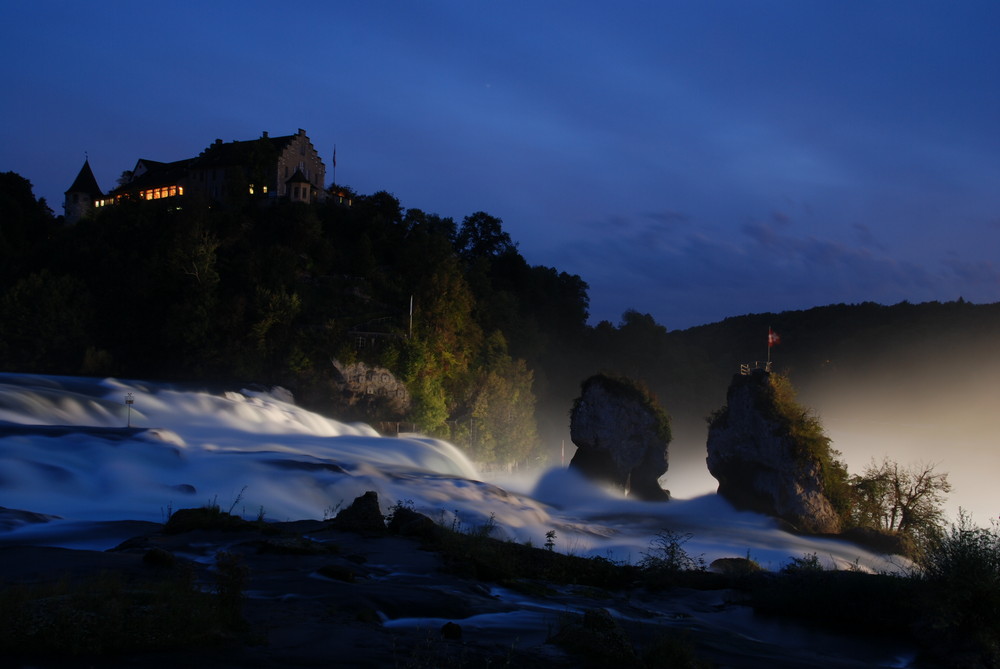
left=706, top=370, right=841, bottom=534
left=569, top=374, right=671, bottom=501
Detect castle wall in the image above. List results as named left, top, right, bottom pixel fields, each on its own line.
left=276, top=130, right=326, bottom=198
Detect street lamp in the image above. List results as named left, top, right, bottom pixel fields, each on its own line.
left=125, top=393, right=134, bottom=428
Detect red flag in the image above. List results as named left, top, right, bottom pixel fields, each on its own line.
left=768, top=328, right=781, bottom=347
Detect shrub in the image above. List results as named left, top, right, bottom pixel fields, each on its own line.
left=916, top=511, right=1000, bottom=666
left=639, top=529, right=707, bottom=589
left=781, top=551, right=824, bottom=574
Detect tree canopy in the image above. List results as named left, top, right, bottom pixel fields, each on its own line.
left=3, top=169, right=1000, bottom=483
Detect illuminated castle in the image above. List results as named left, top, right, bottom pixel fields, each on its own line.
left=64, top=129, right=327, bottom=223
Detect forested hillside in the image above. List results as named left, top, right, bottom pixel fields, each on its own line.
left=3, top=171, right=998, bottom=468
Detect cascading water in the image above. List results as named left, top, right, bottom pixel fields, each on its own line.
left=0, top=372, right=902, bottom=572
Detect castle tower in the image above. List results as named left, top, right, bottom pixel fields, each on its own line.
left=285, top=168, right=312, bottom=203
left=63, top=159, right=103, bottom=224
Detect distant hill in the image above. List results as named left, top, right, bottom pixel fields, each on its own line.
left=660, top=299, right=999, bottom=425
left=593, top=300, right=1000, bottom=490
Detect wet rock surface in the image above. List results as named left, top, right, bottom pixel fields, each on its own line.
left=0, top=517, right=918, bottom=668
left=706, top=370, right=841, bottom=534
left=569, top=374, right=671, bottom=501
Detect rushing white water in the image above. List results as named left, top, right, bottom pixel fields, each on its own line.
left=0, top=373, right=903, bottom=571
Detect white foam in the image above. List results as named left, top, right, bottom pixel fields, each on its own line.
left=0, top=373, right=909, bottom=570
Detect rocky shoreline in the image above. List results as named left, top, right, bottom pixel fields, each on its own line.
left=0, top=504, right=915, bottom=668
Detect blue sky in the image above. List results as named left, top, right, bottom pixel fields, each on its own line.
left=3, top=1, right=999, bottom=329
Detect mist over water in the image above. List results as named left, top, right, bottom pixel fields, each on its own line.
left=800, top=369, right=1000, bottom=527
left=0, top=373, right=916, bottom=571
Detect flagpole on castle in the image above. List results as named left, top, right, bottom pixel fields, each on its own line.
left=332, top=144, right=337, bottom=186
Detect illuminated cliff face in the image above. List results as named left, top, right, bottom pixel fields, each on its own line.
left=706, top=370, right=841, bottom=534
left=569, top=374, right=671, bottom=501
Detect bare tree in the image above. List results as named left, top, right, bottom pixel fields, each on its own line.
left=850, top=458, right=951, bottom=539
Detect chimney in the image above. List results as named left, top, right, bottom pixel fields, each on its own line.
left=262, top=131, right=269, bottom=138
left=297, top=128, right=306, bottom=136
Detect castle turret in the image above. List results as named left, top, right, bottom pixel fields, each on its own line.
left=63, top=159, right=103, bottom=223
left=286, top=167, right=312, bottom=203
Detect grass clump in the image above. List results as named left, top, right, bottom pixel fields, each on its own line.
left=164, top=506, right=252, bottom=534
left=163, top=489, right=274, bottom=535
left=433, top=525, right=636, bottom=587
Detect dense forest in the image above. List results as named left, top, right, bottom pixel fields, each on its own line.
left=3, top=170, right=1000, bottom=470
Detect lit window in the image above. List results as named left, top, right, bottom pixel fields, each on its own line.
left=169, top=186, right=176, bottom=197
left=262, top=186, right=268, bottom=194
left=178, top=186, right=184, bottom=195
left=249, top=184, right=255, bottom=195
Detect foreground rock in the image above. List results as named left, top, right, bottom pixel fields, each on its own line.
left=0, top=510, right=916, bottom=668
left=329, top=490, right=388, bottom=534
left=569, top=374, right=672, bottom=501
left=706, top=369, right=842, bottom=534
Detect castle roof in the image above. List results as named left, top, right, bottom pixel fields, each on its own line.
left=107, top=158, right=194, bottom=196
left=193, top=132, right=299, bottom=168
left=65, top=159, right=103, bottom=198
left=286, top=167, right=311, bottom=184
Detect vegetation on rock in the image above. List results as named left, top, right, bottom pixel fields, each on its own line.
left=765, top=372, right=854, bottom=520
left=573, top=373, right=672, bottom=443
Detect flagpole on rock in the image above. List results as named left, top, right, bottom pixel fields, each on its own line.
left=766, top=327, right=780, bottom=371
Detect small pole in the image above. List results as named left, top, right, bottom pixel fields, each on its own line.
left=125, top=392, right=134, bottom=428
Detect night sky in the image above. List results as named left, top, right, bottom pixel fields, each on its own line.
left=3, top=1, right=999, bottom=329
